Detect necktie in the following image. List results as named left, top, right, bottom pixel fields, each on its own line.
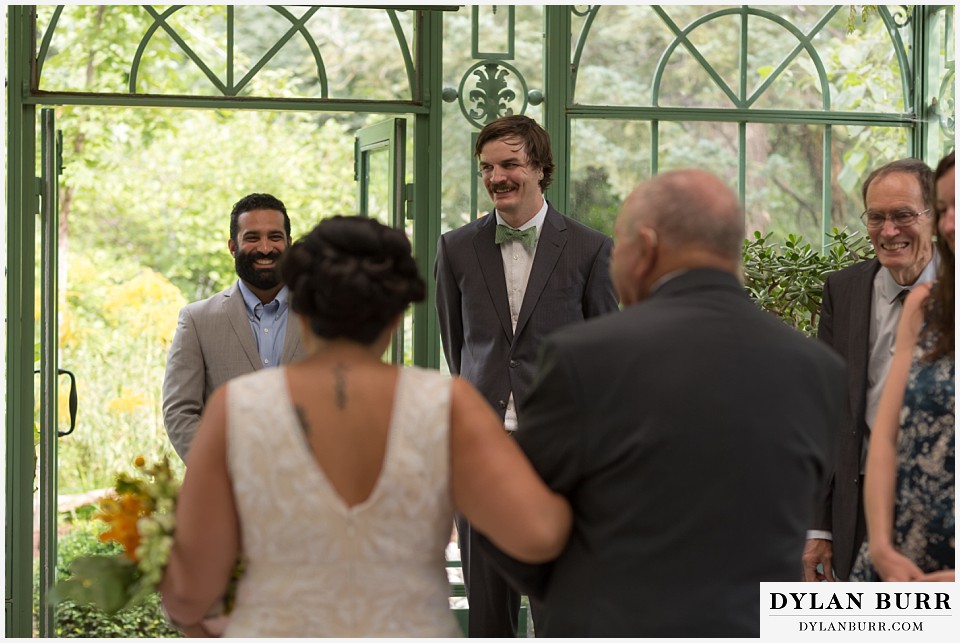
left=495, top=224, right=537, bottom=249
left=895, top=289, right=910, bottom=306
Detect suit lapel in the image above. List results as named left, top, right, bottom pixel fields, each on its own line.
left=224, top=283, right=263, bottom=371
left=474, top=215, right=514, bottom=339
left=848, top=259, right=881, bottom=417
left=515, top=207, right=566, bottom=339
left=282, top=311, right=304, bottom=362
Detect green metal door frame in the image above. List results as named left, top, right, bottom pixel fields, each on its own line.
left=6, top=7, right=39, bottom=636
left=37, top=108, right=64, bottom=638
left=356, top=117, right=410, bottom=365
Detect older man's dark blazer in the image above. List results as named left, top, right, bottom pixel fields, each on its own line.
left=479, top=269, right=845, bottom=637
left=813, top=258, right=881, bottom=580
left=435, top=203, right=618, bottom=417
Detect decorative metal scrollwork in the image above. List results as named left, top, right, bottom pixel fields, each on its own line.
left=891, top=5, right=912, bottom=27
left=936, top=69, right=956, bottom=139
left=457, top=60, right=529, bottom=129
left=572, top=6, right=594, bottom=18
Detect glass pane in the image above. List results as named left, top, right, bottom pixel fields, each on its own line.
left=657, top=121, right=739, bottom=188
left=574, top=5, right=674, bottom=107
left=830, top=124, right=910, bottom=234
left=570, top=119, right=653, bottom=236
left=744, top=123, right=825, bottom=241
left=364, top=147, right=392, bottom=226
left=572, top=5, right=910, bottom=114
left=806, top=8, right=908, bottom=113
left=37, top=5, right=416, bottom=100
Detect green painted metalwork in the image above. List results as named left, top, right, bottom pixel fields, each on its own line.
left=412, top=9, right=443, bottom=370
left=356, top=117, right=408, bottom=365
left=823, top=125, right=833, bottom=247
left=388, top=9, right=417, bottom=101
left=569, top=5, right=599, bottom=99
left=35, top=4, right=63, bottom=83
left=228, top=6, right=234, bottom=88
left=878, top=6, right=916, bottom=114
left=23, top=93, right=429, bottom=113
left=472, top=6, right=515, bottom=60
left=743, top=8, right=841, bottom=109
left=652, top=7, right=743, bottom=108
left=34, top=5, right=424, bottom=102
left=38, top=107, right=61, bottom=638
left=651, top=7, right=834, bottom=111
left=133, top=5, right=324, bottom=97
left=244, top=6, right=327, bottom=97
left=133, top=6, right=229, bottom=94
left=543, top=6, right=574, bottom=214
left=5, top=6, right=38, bottom=637
left=457, top=60, right=529, bottom=128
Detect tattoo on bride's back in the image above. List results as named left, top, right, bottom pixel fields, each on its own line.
left=334, top=363, right=348, bottom=409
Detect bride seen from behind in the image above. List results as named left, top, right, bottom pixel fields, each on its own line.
left=159, top=215, right=572, bottom=637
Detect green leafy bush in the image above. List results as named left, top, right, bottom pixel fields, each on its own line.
left=48, top=518, right=183, bottom=638
left=743, top=228, right=875, bottom=335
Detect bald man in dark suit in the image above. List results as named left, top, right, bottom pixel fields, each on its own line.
left=479, top=169, right=845, bottom=636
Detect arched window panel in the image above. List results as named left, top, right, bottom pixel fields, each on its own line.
left=571, top=5, right=678, bottom=107
left=35, top=5, right=417, bottom=101
left=572, top=5, right=909, bottom=114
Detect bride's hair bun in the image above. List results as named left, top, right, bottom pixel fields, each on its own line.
left=281, top=216, right=426, bottom=344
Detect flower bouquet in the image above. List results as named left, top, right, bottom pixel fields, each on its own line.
left=51, top=455, right=241, bottom=617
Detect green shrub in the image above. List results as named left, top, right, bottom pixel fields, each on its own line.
left=49, top=517, right=183, bottom=638
left=743, top=227, right=875, bottom=335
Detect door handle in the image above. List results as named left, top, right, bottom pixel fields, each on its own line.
left=33, top=368, right=78, bottom=437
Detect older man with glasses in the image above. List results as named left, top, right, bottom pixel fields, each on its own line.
left=802, top=158, right=938, bottom=582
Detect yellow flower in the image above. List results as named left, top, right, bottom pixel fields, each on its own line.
left=96, top=493, right=147, bottom=561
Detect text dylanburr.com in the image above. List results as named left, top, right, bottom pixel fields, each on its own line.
left=761, top=583, right=956, bottom=639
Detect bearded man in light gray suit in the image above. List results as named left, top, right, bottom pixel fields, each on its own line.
left=162, top=193, right=307, bottom=461
left=435, top=115, right=618, bottom=637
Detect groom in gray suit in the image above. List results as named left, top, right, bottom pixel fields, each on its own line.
left=162, top=193, right=307, bottom=461
left=435, top=115, right=618, bottom=636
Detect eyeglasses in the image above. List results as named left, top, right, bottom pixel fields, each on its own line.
left=860, top=208, right=931, bottom=230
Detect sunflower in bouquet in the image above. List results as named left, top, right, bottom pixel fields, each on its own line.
left=52, top=456, right=242, bottom=616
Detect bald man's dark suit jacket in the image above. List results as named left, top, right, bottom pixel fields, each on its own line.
left=479, top=269, right=845, bottom=637
left=435, top=202, right=618, bottom=636
left=813, top=258, right=881, bottom=580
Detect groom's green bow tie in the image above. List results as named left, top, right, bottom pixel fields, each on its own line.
left=495, top=224, right=537, bottom=248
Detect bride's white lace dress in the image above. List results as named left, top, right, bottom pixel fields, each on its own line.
left=222, top=366, right=462, bottom=637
